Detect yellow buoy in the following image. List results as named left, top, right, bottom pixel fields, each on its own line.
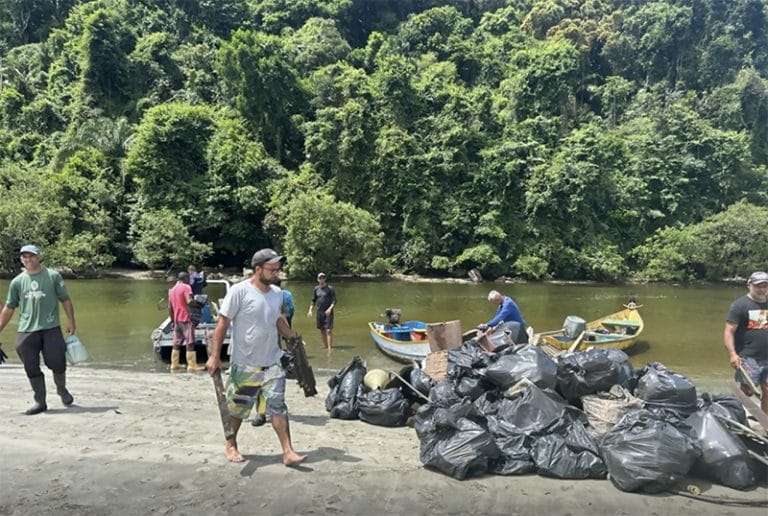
left=364, top=369, right=390, bottom=390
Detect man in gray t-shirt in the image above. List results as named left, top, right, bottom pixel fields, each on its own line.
left=207, top=249, right=306, bottom=465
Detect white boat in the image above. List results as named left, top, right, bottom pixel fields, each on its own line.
left=151, top=279, right=232, bottom=363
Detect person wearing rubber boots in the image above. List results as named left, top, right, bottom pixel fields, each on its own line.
left=0, top=245, right=77, bottom=415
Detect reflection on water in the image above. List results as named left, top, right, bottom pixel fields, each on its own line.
left=0, top=278, right=744, bottom=380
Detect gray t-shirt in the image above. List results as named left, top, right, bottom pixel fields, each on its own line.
left=219, top=280, right=283, bottom=368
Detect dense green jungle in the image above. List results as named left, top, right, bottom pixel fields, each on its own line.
left=0, top=0, right=766, bottom=281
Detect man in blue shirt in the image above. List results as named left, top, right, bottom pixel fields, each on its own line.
left=478, top=290, right=528, bottom=344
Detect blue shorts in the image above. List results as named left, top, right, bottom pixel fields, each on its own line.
left=736, top=356, right=768, bottom=387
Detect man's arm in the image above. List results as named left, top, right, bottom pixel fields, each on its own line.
left=723, top=321, right=740, bottom=368
left=277, top=315, right=294, bottom=341
left=0, top=305, right=15, bottom=334
left=325, top=287, right=336, bottom=315
left=206, top=315, right=231, bottom=374
left=61, top=298, right=76, bottom=336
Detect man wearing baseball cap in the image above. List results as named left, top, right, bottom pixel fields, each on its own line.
left=206, top=248, right=306, bottom=465
left=0, top=245, right=77, bottom=414
left=724, top=271, right=768, bottom=413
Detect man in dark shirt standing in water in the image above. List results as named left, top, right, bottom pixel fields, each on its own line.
left=724, top=271, right=768, bottom=414
left=307, top=272, right=336, bottom=350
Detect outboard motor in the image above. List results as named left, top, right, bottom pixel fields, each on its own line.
left=382, top=308, right=402, bottom=326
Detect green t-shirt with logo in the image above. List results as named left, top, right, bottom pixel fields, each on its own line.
left=6, top=267, right=70, bottom=332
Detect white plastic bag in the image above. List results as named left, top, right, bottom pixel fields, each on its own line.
left=65, top=335, right=89, bottom=365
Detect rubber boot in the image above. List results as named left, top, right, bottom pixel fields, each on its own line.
left=53, top=372, right=74, bottom=406
left=25, top=375, right=47, bottom=415
left=170, top=349, right=184, bottom=372
left=186, top=351, right=206, bottom=372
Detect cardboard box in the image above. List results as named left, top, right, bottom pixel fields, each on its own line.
left=426, top=320, right=463, bottom=352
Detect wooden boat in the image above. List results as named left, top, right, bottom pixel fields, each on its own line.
left=369, top=320, right=430, bottom=363
left=151, top=279, right=232, bottom=364
left=536, top=302, right=644, bottom=352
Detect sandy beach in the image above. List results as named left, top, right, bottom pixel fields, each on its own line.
left=0, top=365, right=765, bottom=516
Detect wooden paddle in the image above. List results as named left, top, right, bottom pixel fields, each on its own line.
left=727, top=380, right=768, bottom=433
left=566, top=330, right=586, bottom=353
left=737, top=364, right=762, bottom=400
left=204, top=327, right=234, bottom=440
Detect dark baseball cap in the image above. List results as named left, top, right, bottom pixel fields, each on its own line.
left=251, top=248, right=286, bottom=267
left=20, top=244, right=40, bottom=255
left=748, top=271, right=768, bottom=285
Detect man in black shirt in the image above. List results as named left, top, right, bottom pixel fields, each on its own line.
left=724, top=271, right=768, bottom=413
left=307, top=272, right=336, bottom=350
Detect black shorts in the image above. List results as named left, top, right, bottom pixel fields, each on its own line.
left=316, top=311, right=334, bottom=330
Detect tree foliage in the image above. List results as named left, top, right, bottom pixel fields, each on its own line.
left=1, top=0, right=766, bottom=280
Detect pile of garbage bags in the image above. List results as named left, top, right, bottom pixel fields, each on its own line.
left=326, top=344, right=763, bottom=492
left=325, top=356, right=434, bottom=427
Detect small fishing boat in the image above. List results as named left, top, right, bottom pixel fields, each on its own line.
left=536, top=301, right=644, bottom=353
left=369, top=320, right=430, bottom=363
left=151, top=279, right=232, bottom=363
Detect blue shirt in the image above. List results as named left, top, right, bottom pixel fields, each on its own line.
left=487, top=296, right=526, bottom=329
left=281, top=289, right=295, bottom=318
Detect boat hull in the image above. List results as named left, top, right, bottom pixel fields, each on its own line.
left=152, top=320, right=230, bottom=363
left=540, top=307, right=644, bottom=351
left=369, top=321, right=431, bottom=363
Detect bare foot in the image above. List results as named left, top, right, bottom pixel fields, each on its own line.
left=225, top=442, right=245, bottom=463
left=283, top=450, right=307, bottom=466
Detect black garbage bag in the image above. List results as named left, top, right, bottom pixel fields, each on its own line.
left=455, top=376, right=489, bottom=401
left=600, top=409, right=701, bottom=493
left=408, top=368, right=436, bottom=400
left=280, top=347, right=297, bottom=380
left=496, top=381, right=569, bottom=435
left=446, top=342, right=490, bottom=379
left=429, top=380, right=462, bottom=405
left=484, top=345, right=557, bottom=390
left=325, top=356, right=367, bottom=419
left=415, top=398, right=486, bottom=443
left=556, top=348, right=634, bottom=402
left=358, top=387, right=410, bottom=427
left=473, top=390, right=504, bottom=417
left=419, top=416, right=500, bottom=480
left=487, top=416, right=535, bottom=475
left=530, top=417, right=606, bottom=479
left=635, top=363, right=697, bottom=418
left=686, top=410, right=756, bottom=489
left=697, top=393, right=748, bottom=426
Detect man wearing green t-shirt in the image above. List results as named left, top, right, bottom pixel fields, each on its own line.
left=0, top=245, right=77, bottom=415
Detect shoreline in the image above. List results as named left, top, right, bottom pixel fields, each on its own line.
left=1, top=266, right=753, bottom=288
left=1, top=366, right=765, bottom=515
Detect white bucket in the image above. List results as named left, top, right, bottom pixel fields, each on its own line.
left=65, top=335, right=89, bottom=365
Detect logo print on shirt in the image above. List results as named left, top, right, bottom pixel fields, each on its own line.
left=25, top=280, right=47, bottom=300
left=747, top=309, right=768, bottom=330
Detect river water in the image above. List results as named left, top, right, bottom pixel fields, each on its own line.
left=0, top=278, right=745, bottom=381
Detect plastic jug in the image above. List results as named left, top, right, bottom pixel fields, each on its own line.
left=65, top=335, right=89, bottom=365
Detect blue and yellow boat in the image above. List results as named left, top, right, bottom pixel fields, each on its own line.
left=368, top=320, right=430, bottom=363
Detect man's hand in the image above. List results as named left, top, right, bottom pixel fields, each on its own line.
left=307, top=308, right=312, bottom=317
left=66, top=324, right=76, bottom=336
left=207, top=356, right=221, bottom=375
left=729, top=352, right=741, bottom=369
left=324, top=308, right=332, bottom=316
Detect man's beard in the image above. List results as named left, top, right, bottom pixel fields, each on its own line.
left=259, top=273, right=278, bottom=285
